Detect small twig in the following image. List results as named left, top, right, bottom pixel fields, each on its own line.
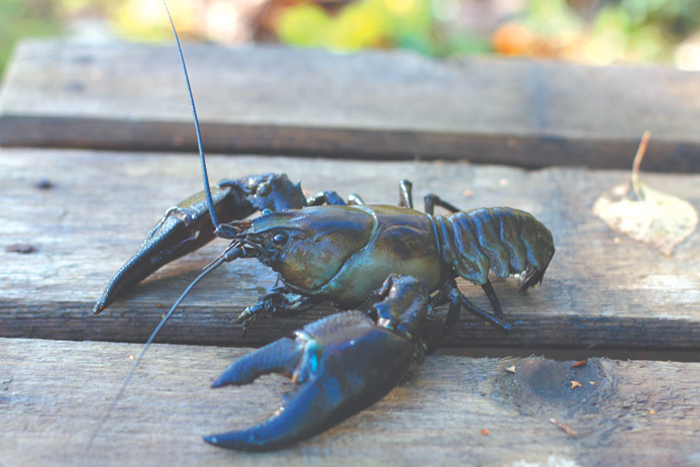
left=549, top=418, right=578, bottom=438
left=631, top=131, right=651, bottom=202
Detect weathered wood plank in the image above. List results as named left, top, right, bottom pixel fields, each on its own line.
left=1, top=148, right=699, bottom=350
left=1, top=40, right=700, bottom=171
left=2, top=337, right=700, bottom=467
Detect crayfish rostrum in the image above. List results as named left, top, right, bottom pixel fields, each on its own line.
left=95, top=172, right=555, bottom=450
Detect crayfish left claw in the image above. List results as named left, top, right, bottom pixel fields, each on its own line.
left=93, top=186, right=238, bottom=314
left=205, top=274, right=430, bottom=451
left=94, top=173, right=308, bottom=313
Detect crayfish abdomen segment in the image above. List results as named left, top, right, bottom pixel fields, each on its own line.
left=436, top=208, right=555, bottom=285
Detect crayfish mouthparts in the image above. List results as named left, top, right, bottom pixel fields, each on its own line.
left=203, top=274, right=429, bottom=451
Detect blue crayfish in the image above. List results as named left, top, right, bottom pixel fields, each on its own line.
left=95, top=172, right=554, bottom=451
left=93, top=3, right=555, bottom=451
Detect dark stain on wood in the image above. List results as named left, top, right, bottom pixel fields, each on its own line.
left=492, top=358, right=614, bottom=417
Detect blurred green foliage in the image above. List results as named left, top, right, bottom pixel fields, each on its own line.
left=0, top=0, right=62, bottom=76
left=2, top=0, right=700, bottom=79
left=277, top=0, right=437, bottom=55
left=583, top=0, right=700, bottom=62
left=274, top=0, right=492, bottom=56
left=273, top=0, right=700, bottom=64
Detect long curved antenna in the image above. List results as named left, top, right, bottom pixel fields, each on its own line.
left=161, top=0, right=219, bottom=228
left=84, top=250, right=233, bottom=455
left=84, top=3, right=230, bottom=455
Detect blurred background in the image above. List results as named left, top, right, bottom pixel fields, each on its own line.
left=2, top=0, right=700, bottom=77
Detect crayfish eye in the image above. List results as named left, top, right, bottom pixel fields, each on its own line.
left=272, top=233, right=287, bottom=246
left=256, top=182, right=272, bottom=196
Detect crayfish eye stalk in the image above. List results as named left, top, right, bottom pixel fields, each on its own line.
left=256, top=181, right=272, bottom=196
left=237, top=229, right=293, bottom=257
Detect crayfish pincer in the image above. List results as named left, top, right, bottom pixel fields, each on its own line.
left=204, top=274, right=429, bottom=451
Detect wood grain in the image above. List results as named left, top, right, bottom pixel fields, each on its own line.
left=1, top=148, right=699, bottom=350
left=2, top=40, right=700, bottom=171
left=2, top=338, right=700, bottom=467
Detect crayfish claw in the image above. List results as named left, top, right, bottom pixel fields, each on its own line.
left=204, top=375, right=334, bottom=451
left=95, top=173, right=310, bottom=313
left=206, top=275, right=429, bottom=451
left=219, top=173, right=307, bottom=213
left=93, top=186, right=239, bottom=313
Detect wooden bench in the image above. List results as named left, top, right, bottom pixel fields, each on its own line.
left=1, top=39, right=699, bottom=466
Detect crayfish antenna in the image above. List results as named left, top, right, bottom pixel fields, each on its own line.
left=160, top=0, right=220, bottom=230
left=84, top=251, right=234, bottom=456
left=85, top=2, right=230, bottom=455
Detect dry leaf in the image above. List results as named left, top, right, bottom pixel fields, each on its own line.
left=593, top=132, right=698, bottom=256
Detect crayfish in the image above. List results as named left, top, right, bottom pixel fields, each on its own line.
left=91, top=2, right=555, bottom=452
left=95, top=172, right=554, bottom=451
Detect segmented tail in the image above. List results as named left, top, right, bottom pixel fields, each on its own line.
left=434, top=207, right=555, bottom=289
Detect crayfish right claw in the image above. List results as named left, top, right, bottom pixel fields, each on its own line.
left=205, top=274, right=430, bottom=451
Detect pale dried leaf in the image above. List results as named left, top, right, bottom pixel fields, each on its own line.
left=593, top=181, right=698, bottom=256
